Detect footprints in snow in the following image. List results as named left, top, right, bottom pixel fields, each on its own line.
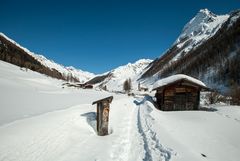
left=110, top=100, right=174, bottom=161
left=137, top=104, right=173, bottom=161
left=235, top=118, right=240, bottom=122
left=217, top=112, right=240, bottom=123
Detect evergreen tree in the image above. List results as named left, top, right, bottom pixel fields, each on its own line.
left=123, top=78, right=132, bottom=92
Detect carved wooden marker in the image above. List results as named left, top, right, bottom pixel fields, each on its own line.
left=92, top=96, right=113, bottom=136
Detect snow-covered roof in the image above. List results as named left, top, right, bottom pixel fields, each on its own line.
left=152, top=74, right=207, bottom=90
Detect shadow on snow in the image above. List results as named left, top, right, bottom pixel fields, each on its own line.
left=81, top=112, right=97, bottom=134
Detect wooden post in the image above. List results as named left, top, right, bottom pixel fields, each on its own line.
left=92, top=96, right=113, bottom=136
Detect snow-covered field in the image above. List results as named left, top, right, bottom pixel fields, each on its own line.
left=146, top=103, right=240, bottom=161
left=0, top=60, right=240, bottom=161
left=0, top=61, right=109, bottom=125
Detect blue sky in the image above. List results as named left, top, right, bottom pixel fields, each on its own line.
left=1, top=0, right=239, bottom=74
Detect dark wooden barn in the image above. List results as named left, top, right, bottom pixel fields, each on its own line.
left=152, top=74, right=209, bottom=111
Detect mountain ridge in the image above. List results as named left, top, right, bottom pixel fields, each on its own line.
left=0, top=33, right=95, bottom=83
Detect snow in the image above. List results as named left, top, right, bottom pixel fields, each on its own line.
left=152, top=74, right=206, bottom=90
left=228, top=10, right=240, bottom=28
left=172, top=9, right=229, bottom=62
left=0, top=33, right=95, bottom=82
left=96, top=59, right=152, bottom=92
left=34, top=54, right=95, bottom=82
left=1, top=60, right=240, bottom=161
left=0, top=60, right=105, bottom=125
left=0, top=98, right=137, bottom=161
left=136, top=97, right=240, bottom=161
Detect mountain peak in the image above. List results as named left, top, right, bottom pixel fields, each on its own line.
left=198, top=8, right=215, bottom=16
left=194, top=8, right=217, bottom=23
left=180, top=9, right=218, bottom=39
left=134, top=59, right=152, bottom=64
left=175, top=9, right=229, bottom=45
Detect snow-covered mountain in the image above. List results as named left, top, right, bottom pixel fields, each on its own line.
left=142, top=9, right=229, bottom=78
left=172, top=9, right=229, bottom=61
left=0, top=32, right=151, bottom=87
left=0, top=33, right=95, bottom=83
left=32, top=54, right=95, bottom=83
left=88, top=59, right=152, bottom=91
left=141, top=9, right=240, bottom=93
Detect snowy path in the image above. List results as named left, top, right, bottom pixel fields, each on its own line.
left=109, top=98, right=135, bottom=161
left=134, top=98, right=173, bottom=161
left=109, top=97, right=173, bottom=161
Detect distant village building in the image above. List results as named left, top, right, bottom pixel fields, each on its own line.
left=62, top=82, right=93, bottom=89
left=75, top=83, right=93, bottom=89
left=77, top=83, right=86, bottom=88
left=84, top=84, right=93, bottom=89
left=152, top=74, right=209, bottom=111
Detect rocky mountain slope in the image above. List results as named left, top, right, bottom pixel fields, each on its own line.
left=141, top=9, right=240, bottom=92
left=0, top=33, right=94, bottom=83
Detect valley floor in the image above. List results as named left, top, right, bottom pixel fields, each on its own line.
left=0, top=61, right=240, bottom=161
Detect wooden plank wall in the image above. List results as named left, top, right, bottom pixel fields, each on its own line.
left=155, top=85, right=200, bottom=111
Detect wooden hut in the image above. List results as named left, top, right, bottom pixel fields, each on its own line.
left=152, top=74, right=209, bottom=111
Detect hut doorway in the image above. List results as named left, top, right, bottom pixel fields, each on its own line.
left=174, top=93, right=186, bottom=110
